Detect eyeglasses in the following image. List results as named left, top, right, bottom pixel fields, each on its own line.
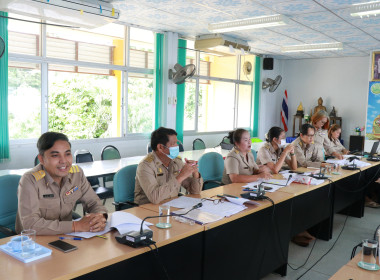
left=201, top=196, right=226, bottom=205
left=306, top=134, right=315, bottom=138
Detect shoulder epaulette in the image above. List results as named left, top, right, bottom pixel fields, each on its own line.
left=144, top=154, right=154, bottom=163
left=69, top=165, right=80, bottom=173
left=234, top=149, right=239, bottom=154
left=176, top=155, right=182, bottom=160
left=32, top=170, right=45, bottom=181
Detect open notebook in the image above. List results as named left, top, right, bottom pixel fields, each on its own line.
left=67, top=211, right=153, bottom=239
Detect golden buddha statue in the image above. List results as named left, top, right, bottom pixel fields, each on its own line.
left=314, top=97, right=327, bottom=114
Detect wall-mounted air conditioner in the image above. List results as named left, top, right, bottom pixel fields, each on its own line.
left=0, top=0, right=120, bottom=29
left=195, top=34, right=251, bottom=56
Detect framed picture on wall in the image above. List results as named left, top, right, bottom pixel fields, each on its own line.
left=372, top=51, right=380, bottom=81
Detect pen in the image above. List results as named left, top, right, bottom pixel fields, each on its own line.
left=217, top=194, right=238, bottom=198
left=59, top=237, right=82, bottom=241
left=95, top=235, right=108, bottom=239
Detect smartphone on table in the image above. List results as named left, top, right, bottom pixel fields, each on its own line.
left=48, top=240, right=78, bottom=253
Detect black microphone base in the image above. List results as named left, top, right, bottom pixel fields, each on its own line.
left=311, top=174, right=330, bottom=180
left=115, top=229, right=153, bottom=248
left=342, top=166, right=359, bottom=170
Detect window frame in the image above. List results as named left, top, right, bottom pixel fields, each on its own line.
left=8, top=18, right=155, bottom=143
left=183, top=45, right=254, bottom=135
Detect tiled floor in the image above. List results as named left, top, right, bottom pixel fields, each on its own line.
left=262, top=207, right=379, bottom=280
left=76, top=200, right=379, bottom=280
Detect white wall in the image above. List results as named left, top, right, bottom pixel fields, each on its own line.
left=258, top=58, right=285, bottom=140
left=283, top=56, right=371, bottom=149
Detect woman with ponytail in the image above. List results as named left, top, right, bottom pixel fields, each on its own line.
left=256, top=126, right=297, bottom=173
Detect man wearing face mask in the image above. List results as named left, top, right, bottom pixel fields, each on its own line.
left=134, top=127, right=202, bottom=205
left=256, top=126, right=297, bottom=174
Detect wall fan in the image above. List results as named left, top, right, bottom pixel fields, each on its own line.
left=262, top=75, right=282, bottom=92
left=0, top=36, right=5, bottom=59
left=169, top=63, right=196, bottom=84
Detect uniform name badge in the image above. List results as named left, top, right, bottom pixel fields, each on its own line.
left=66, top=186, right=79, bottom=196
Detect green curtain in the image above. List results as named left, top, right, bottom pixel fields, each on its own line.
left=154, top=33, right=164, bottom=129
left=175, top=39, right=186, bottom=143
left=0, top=12, right=9, bottom=162
left=250, top=56, right=260, bottom=137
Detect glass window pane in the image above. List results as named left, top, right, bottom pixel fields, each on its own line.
left=46, top=23, right=125, bottom=66
left=200, top=52, right=237, bottom=80
left=129, top=27, right=154, bottom=69
left=8, top=65, right=41, bottom=139
left=198, top=80, right=235, bottom=132
left=48, top=67, right=120, bottom=139
left=8, top=14, right=41, bottom=56
left=128, top=75, right=154, bottom=133
left=184, top=81, right=196, bottom=131
left=240, top=55, right=255, bottom=81
left=237, top=85, right=252, bottom=128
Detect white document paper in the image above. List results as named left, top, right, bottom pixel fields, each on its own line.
left=198, top=200, right=247, bottom=217
left=173, top=208, right=224, bottom=225
left=67, top=211, right=153, bottom=238
left=162, top=196, right=203, bottom=209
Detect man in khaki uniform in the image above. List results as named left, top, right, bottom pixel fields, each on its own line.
left=292, top=124, right=324, bottom=168
left=135, top=127, right=202, bottom=205
left=16, top=132, right=107, bottom=235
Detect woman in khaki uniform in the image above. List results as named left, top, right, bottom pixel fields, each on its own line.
left=327, top=124, right=349, bottom=155
left=311, top=110, right=343, bottom=159
left=256, top=126, right=297, bottom=174
left=222, top=129, right=271, bottom=185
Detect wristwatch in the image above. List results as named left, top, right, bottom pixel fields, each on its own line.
left=290, top=153, right=295, bottom=156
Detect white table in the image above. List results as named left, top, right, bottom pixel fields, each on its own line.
left=0, top=147, right=244, bottom=179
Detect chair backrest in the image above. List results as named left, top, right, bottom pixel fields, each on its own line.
left=75, top=150, right=99, bottom=186
left=193, top=138, right=206, bottom=150
left=198, top=152, right=224, bottom=182
left=101, top=145, right=121, bottom=160
left=113, top=164, right=138, bottom=203
left=0, top=175, right=21, bottom=238
left=75, top=150, right=94, bottom=163
left=251, top=149, right=257, bottom=161
left=147, top=143, right=152, bottom=154
left=34, top=155, right=40, bottom=166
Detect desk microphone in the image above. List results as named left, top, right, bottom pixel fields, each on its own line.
left=311, top=166, right=330, bottom=179
left=342, top=157, right=359, bottom=170
left=261, top=174, right=293, bottom=188
left=115, top=203, right=203, bottom=248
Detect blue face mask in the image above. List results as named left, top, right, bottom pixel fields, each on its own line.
left=164, top=146, right=180, bottom=160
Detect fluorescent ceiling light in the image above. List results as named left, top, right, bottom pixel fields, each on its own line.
left=208, top=14, right=288, bottom=33
left=351, top=1, right=380, bottom=17
left=281, top=42, right=343, bottom=53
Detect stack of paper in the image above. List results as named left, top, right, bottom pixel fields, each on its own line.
left=67, top=211, right=153, bottom=238
left=172, top=208, right=223, bottom=225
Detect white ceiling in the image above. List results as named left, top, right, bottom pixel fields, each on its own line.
left=112, top=0, right=380, bottom=59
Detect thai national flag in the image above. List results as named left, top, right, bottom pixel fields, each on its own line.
left=281, top=90, right=288, bottom=132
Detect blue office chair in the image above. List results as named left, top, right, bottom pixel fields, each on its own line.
left=0, top=175, right=21, bottom=238
left=193, top=138, right=206, bottom=150
left=112, top=164, right=139, bottom=211
left=75, top=150, right=113, bottom=204
left=251, top=149, right=257, bottom=161
left=101, top=145, right=121, bottom=188
left=198, top=152, right=224, bottom=190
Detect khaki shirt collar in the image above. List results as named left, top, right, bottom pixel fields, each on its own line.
left=267, top=142, right=282, bottom=157
left=152, top=151, right=171, bottom=169
left=41, top=165, right=72, bottom=188
left=233, top=147, right=251, bottom=165
left=298, top=138, right=311, bottom=151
